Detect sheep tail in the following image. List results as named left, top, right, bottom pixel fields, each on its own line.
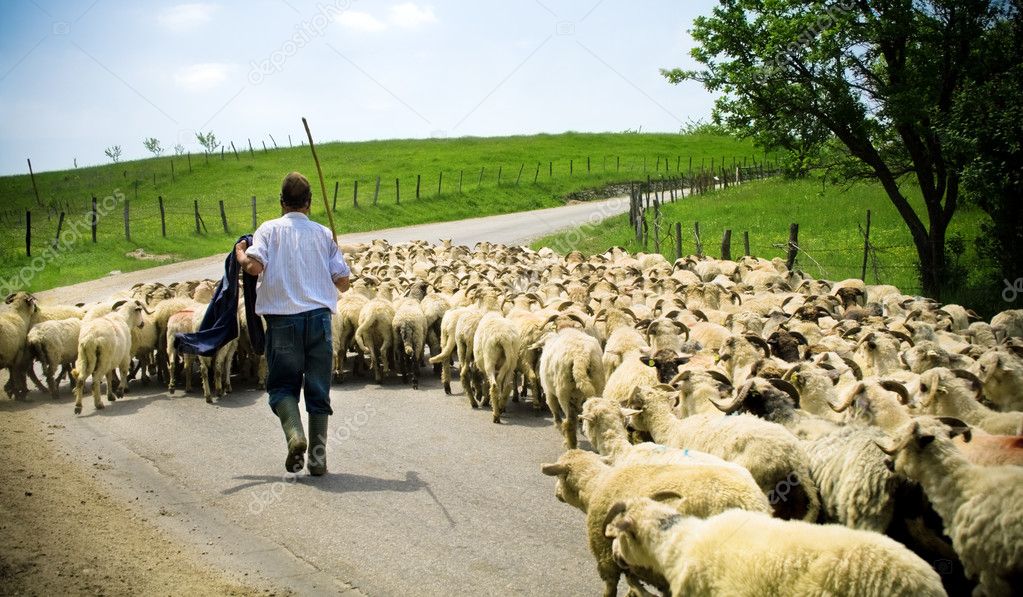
left=572, top=354, right=597, bottom=399
left=429, top=327, right=456, bottom=364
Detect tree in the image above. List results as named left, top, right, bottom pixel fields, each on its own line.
left=104, top=145, right=122, bottom=163
left=143, top=137, right=163, bottom=157
left=174, top=143, right=186, bottom=156
left=195, top=131, right=220, bottom=155
left=668, top=0, right=1019, bottom=299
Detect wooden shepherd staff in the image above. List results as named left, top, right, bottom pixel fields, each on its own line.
left=301, top=117, right=338, bottom=244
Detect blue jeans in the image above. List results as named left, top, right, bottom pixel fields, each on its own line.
left=264, top=308, right=333, bottom=416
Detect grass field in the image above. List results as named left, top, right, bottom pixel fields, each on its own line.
left=533, top=177, right=1001, bottom=312
left=0, top=132, right=758, bottom=293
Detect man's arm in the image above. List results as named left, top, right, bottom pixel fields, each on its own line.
left=235, top=240, right=264, bottom=276
left=333, top=275, right=350, bottom=294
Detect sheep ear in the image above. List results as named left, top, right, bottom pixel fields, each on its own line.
left=541, top=463, right=568, bottom=476
left=603, top=501, right=630, bottom=534
left=619, top=407, right=642, bottom=418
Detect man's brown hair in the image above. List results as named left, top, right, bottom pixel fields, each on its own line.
left=280, top=172, right=312, bottom=208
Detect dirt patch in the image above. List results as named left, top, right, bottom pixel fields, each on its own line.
left=125, top=248, right=175, bottom=261
left=0, top=407, right=279, bottom=596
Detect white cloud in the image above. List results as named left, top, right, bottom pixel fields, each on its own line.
left=388, top=3, right=437, bottom=29
left=174, top=63, right=233, bottom=91
left=158, top=3, right=217, bottom=31
left=336, top=11, right=387, bottom=32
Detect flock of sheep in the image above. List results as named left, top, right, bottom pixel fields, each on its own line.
left=2, top=238, right=1022, bottom=596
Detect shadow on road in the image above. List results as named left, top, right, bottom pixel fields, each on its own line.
left=223, top=470, right=427, bottom=495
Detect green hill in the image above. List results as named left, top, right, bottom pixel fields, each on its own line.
left=0, top=132, right=757, bottom=293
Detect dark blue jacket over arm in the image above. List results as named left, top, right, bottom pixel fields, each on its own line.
left=174, top=234, right=265, bottom=357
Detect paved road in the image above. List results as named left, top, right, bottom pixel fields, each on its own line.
left=16, top=197, right=634, bottom=596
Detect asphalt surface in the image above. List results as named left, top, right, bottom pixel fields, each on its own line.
left=17, top=197, right=635, bottom=596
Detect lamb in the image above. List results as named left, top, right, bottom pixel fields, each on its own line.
left=26, top=317, right=81, bottom=400
left=877, top=416, right=1023, bottom=596
left=914, top=368, right=1023, bottom=436
left=471, top=313, right=521, bottom=422
left=971, top=350, right=1023, bottom=412
left=623, top=384, right=820, bottom=521
left=536, top=327, right=606, bottom=448
left=540, top=449, right=771, bottom=597
left=606, top=499, right=946, bottom=597
left=391, top=298, right=427, bottom=389
left=72, top=300, right=149, bottom=414
left=0, top=292, right=40, bottom=399
left=354, top=297, right=396, bottom=383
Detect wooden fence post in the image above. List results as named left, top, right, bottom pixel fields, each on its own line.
left=247, top=138, right=254, bottom=157
left=269, top=134, right=278, bottom=149
left=374, top=176, right=381, bottom=205
left=478, top=167, right=485, bottom=188
left=861, top=210, right=872, bottom=281
left=27, top=159, right=42, bottom=207
left=459, top=170, right=464, bottom=193
left=416, top=174, right=421, bottom=199
left=721, top=229, right=731, bottom=260
left=91, top=196, right=97, bottom=243
left=438, top=172, right=443, bottom=196
left=25, top=210, right=31, bottom=256
left=353, top=180, right=359, bottom=207
left=549, top=161, right=553, bottom=177
left=675, top=222, right=682, bottom=261
left=587, top=156, right=591, bottom=174
left=534, top=162, right=540, bottom=183
left=570, top=159, right=573, bottom=177
left=516, top=163, right=524, bottom=186
left=653, top=199, right=661, bottom=253
left=52, top=212, right=65, bottom=249
left=187, top=152, right=192, bottom=172
left=617, top=155, right=621, bottom=172
left=694, top=221, right=703, bottom=257
left=159, top=196, right=166, bottom=237
left=333, top=180, right=339, bottom=211
left=231, top=142, right=239, bottom=160
left=786, top=223, right=799, bottom=270
left=395, top=177, right=400, bottom=204
left=124, top=199, right=131, bottom=241
left=251, top=196, right=257, bottom=230
left=261, top=140, right=267, bottom=153
left=743, top=231, right=750, bottom=256
left=171, top=159, right=175, bottom=182
left=497, top=166, right=503, bottom=185
left=194, top=200, right=201, bottom=234
left=219, top=200, right=229, bottom=233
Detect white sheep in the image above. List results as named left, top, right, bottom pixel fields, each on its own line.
left=332, top=293, right=368, bottom=382
left=540, top=449, right=770, bottom=597
left=0, top=292, right=40, bottom=399
left=391, top=297, right=427, bottom=389
left=915, top=368, right=1023, bottom=436
left=26, top=317, right=81, bottom=400
left=471, top=312, right=521, bottom=422
left=355, top=297, right=395, bottom=383
left=606, top=499, right=946, bottom=597
left=623, top=384, right=820, bottom=522
left=72, top=300, right=149, bottom=414
left=971, top=350, right=1023, bottom=412
left=537, top=327, right=606, bottom=448
left=428, top=306, right=471, bottom=394
left=878, top=415, right=1023, bottom=595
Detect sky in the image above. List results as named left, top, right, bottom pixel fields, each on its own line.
left=0, top=0, right=721, bottom=175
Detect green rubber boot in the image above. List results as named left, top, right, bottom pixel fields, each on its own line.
left=275, top=398, right=307, bottom=473
left=307, top=414, right=329, bottom=476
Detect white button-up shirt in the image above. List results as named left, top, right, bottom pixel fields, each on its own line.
left=246, top=212, right=350, bottom=315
